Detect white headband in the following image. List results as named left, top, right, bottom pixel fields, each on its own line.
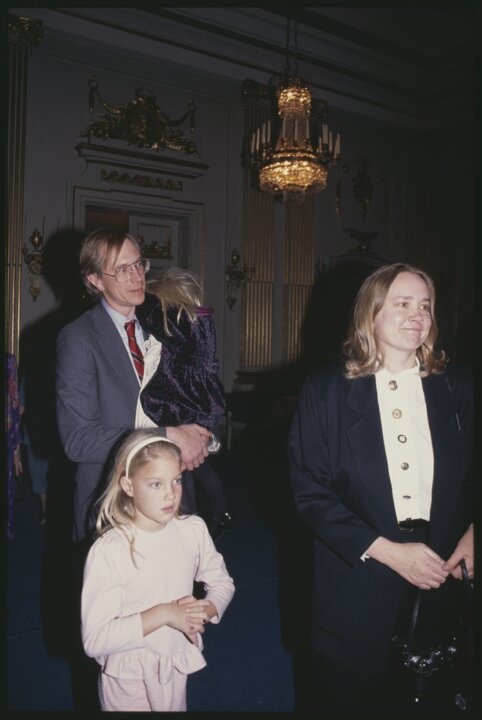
left=125, top=436, right=176, bottom=477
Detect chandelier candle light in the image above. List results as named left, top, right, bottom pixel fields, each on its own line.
left=247, top=19, right=340, bottom=203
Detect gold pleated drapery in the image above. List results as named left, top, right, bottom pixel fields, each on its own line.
left=240, top=168, right=275, bottom=369
left=283, top=197, right=315, bottom=364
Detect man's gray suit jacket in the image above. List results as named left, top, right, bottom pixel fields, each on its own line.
left=56, top=302, right=142, bottom=541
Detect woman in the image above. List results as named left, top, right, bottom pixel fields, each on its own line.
left=288, top=263, right=473, bottom=712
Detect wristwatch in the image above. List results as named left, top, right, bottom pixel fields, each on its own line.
left=207, top=434, right=221, bottom=454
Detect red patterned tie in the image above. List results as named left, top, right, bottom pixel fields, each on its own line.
left=124, top=320, right=144, bottom=384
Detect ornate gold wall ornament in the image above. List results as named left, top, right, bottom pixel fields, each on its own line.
left=225, top=249, right=255, bottom=310
left=100, top=169, right=183, bottom=192
left=81, top=77, right=199, bottom=156
left=352, top=157, right=374, bottom=221
left=22, top=226, right=45, bottom=301
left=8, top=15, right=43, bottom=48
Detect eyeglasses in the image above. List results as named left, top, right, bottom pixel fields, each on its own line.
left=102, top=257, right=150, bottom=284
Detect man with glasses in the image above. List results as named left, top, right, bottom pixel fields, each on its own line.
left=56, top=228, right=211, bottom=543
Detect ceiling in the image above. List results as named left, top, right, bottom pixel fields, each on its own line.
left=11, top=6, right=476, bottom=128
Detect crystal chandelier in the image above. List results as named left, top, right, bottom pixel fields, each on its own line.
left=246, top=19, right=340, bottom=203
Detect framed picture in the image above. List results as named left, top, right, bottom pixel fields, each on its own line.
left=73, top=188, right=205, bottom=283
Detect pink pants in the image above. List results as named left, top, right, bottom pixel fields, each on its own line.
left=99, top=669, right=187, bottom=711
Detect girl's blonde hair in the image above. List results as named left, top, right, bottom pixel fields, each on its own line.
left=94, top=429, right=182, bottom=563
left=146, top=268, right=202, bottom=335
left=343, top=263, right=447, bottom=378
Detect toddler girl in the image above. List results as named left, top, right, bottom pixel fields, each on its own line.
left=81, top=429, right=235, bottom=711
left=136, top=268, right=225, bottom=449
left=136, top=268, right=233, bottom=537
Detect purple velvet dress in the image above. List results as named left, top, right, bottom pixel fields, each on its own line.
left=136, top=293, right=226, bottom=431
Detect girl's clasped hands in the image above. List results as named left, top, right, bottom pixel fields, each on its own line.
left=174, top=596, right=216, bottom=646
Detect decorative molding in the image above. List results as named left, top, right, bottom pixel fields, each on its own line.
left=100, top=169, right=183, bottom=192
left=8, top=15, right=43, bottom=48
left=75, top=142, right=209, bottom=180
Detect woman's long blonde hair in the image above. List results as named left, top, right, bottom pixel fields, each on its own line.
left=146, top=268, right=203, bottom=335
left=94, top=429, right=182, bottom=563
left=343, top=263, right=447, bottom=378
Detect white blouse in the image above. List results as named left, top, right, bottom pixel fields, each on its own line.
left=375, top=364, right=434, bottom=522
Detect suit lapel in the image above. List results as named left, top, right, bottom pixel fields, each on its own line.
left=344, top=375, right=400, bottom=532
left=90, top=303, right=141, bottom=405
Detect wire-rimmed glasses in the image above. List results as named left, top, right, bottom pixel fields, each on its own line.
left=102, top=257, right=150, bottom=283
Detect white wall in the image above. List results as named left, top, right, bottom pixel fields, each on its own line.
left=16, top=13, right=473, bottom=388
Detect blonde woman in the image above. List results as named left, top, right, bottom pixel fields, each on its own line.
left=81, top=428, right=235, bottom=711
left=288, top=263, right=473, bottom=713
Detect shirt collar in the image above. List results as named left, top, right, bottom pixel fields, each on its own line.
left=376, top=357, right=420, bottom=381
left=101, top=298, right=138, bottom=331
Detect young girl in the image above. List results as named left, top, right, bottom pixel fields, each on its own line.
left=136, top=268, right=233, bottom=538
left=81, top=429, right=235, bottom=712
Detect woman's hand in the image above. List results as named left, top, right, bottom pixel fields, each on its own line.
left=442, top=524, right=474, bottom=580
left=366, top=536, right=449, bottom=589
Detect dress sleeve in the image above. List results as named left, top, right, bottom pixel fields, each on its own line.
left=192, top=518, right=235, bottom=623
left=81, top=534, right=145, bottom=659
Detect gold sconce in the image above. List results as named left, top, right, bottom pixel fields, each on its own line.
left=225, top=249, right=255, bottom=310
left=22, top=222, right=45, bottom=301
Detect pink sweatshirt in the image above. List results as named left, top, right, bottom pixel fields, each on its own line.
left=81, top=515, right=235, bottom=682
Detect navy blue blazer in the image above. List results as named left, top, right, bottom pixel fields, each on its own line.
left=288, top=362, right=473, bottom=675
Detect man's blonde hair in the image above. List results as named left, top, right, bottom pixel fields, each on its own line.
left=80, top=228, right=142, bottom=299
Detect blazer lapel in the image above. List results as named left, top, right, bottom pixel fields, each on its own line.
left=90, top=303, right=141, bottom=405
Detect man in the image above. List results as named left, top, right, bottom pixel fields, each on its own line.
left=56, top=228, right=210, bottom=542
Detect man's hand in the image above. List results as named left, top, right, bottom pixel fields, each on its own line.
left=165, top=424, right=210, bottom=471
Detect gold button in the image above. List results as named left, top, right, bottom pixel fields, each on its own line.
left=401, top=462, right=409, bottom=470
left=388, top=380, right=398, bottom=390
left=392, top=408, right=402, bottom=419
left=398, top=434, right=407, bottom=443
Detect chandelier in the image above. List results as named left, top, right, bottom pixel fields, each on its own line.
left=245, top=19, right=340, bottom=203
